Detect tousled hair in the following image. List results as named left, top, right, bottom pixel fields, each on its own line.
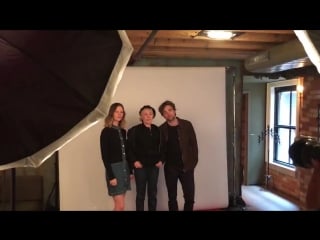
left=158, top=100, right=176, bottom=116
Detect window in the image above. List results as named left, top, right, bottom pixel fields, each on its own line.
left=273, top=86, right=296, bottom=166
left=266, top=78, right=302, bottom=169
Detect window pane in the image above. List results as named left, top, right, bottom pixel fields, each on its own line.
left=290, top=129, right=296, bottom=164
left=278, top=91, right=291, bottom=125
left=290, top=129, right=296, bottom=145
left=272, top=84, right=297, bottom=167
left=276, top=128, right=291, bottom=163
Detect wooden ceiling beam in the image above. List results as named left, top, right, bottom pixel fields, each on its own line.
left=235, top=32, right=296, bottom=42
left=139, top=46, right=257, bottom=60
left=125, top=30, right=298, bottom=61
left=231, top=30, right=294, bottom=34
left=127, top=31, right=296, bottom=43
left=129, top=38, right=276, bottom=51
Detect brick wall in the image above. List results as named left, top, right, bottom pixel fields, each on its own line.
left=269, top=75, right=320, bottom=209
left=269, top=168, right=299, bottom=196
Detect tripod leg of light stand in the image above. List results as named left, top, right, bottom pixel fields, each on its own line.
left=265, top=174, right=271, bottom=189
left=264, top=125, right=272, bottom=189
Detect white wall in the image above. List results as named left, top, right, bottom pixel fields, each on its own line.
left=59, top=66, right=228, bottom=210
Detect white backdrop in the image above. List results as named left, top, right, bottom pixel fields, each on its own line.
left=59, top=66, right=228, bottom=210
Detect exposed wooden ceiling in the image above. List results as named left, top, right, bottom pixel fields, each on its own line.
left=126, top=30, right=297, bottom=63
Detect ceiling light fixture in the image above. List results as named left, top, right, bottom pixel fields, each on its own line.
left=194, top=30, right=242, bottom=40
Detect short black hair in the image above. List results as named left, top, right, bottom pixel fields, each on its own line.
left=139, top=105, right=156, bottom=118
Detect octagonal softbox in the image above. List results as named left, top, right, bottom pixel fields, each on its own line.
left=0, top=30, right=133, bottom=170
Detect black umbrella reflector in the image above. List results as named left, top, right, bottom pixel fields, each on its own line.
left=0, top=30, right=133, bottom=169
left=289, top=136, right=320, bottom=168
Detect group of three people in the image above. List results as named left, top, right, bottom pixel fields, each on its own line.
left=99, top=100, right=198, bottom=211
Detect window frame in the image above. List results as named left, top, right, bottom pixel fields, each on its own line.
left=266, top=78, right=303, bottom=171
left=273, top=85, right=296, bottom=167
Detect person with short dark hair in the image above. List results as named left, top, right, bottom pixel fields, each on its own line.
left=127, top=105, right=163, bottom=211
left=100, top=102, right=133, bottom=211
left=158, top=100, right=198, bottom=211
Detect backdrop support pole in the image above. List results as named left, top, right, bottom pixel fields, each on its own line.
left=228, top=69, right=246, bottom=210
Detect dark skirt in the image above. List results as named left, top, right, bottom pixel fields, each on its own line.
left=106, top=161, right=131, bottom=196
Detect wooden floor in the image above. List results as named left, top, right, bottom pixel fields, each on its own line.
left=241, top=185, right=301, bottom=211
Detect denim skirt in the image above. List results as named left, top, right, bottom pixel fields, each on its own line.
left=106, top=161, right=131, bottom=196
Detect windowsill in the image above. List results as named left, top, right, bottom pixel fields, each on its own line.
left=269, top=162, right=296, bottom=177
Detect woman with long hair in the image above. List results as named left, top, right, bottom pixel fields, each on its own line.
left=100, top=102, right=133, bottom=210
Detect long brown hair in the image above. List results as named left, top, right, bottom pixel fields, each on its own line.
left=104, top=102, right=126, bottom=128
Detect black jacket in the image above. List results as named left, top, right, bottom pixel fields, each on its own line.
left=127, top=123, right=162, bottom=167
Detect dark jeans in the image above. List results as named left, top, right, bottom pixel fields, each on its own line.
left=134, top=166, right=159, bottom=211
left=164, top=166, right=195, bottom=211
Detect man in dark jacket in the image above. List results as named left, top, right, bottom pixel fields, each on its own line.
left=158, top=100, right=198, bottom=211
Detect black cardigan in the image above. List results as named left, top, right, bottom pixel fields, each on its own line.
left=100, top=126, right=131, bottom=180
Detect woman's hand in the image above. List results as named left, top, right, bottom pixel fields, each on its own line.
left=155, top=161, right=163, bottom=168
left=134, top=161, right=143, bottom=168
left=110, top=178, right=117, bottom=186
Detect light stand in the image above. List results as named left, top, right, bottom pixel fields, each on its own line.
left=11, top=168, right=16, bottom=211
left=258, top=125, right=280, bottom=189
left=0, top=168, right=16, bottom=210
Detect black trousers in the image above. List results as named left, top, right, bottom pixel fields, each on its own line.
left=134, top=166, right=159, bottom=211
left=164, top=166, right=195, bottom=211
